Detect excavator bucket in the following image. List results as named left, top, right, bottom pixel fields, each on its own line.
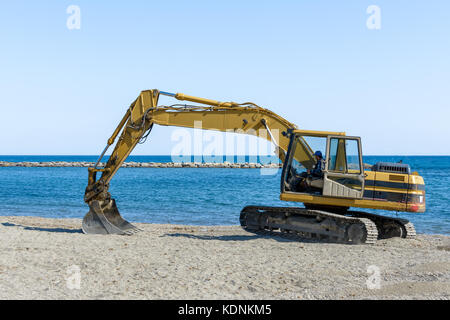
left=82, top=199, right=140, bottom=235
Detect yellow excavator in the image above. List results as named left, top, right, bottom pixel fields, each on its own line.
left=83, top=89, right=426, bottom=244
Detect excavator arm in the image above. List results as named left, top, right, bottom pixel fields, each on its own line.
left=82, top=89, right=314, bottom=234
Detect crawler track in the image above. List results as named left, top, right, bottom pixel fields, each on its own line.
left=240, top=206, right=415, bottom=244
left=348, top=210, right=416, bottom=239
left=240, top=206, right=378, bottom=244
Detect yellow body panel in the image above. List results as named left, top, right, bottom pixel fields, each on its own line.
left=280, top=192, right=408, bottom=211
left=281, top=169, right=425, bottom=213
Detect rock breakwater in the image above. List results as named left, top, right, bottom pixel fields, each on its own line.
left=0, top=161, right=282, bottom=169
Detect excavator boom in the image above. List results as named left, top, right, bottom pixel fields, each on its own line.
left=83, top=89, right=311, bottom=234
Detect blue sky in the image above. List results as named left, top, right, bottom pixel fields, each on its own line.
left=0, top=1, right=448, bottom=155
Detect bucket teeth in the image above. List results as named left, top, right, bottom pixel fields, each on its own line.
left=82, top=199, right=140, bottom=235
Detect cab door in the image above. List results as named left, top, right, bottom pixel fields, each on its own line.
left=322, top=136, right=365, bottom=199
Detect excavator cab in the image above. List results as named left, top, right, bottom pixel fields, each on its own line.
left=323, top=135, right=365, bottom=199
left=282, top=130, right=365, bottom=200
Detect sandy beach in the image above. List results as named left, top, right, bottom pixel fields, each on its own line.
left=0, top=215, right=449, bottom=300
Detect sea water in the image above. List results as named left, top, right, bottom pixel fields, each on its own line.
left=0, top=155, right=448, bottom=235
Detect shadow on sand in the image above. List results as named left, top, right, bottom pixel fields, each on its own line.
left=161, top=232, right=320, bottom=243
left=1, top=222, right=83, bottom=234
